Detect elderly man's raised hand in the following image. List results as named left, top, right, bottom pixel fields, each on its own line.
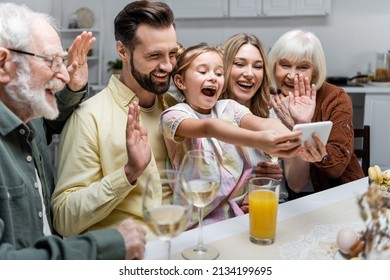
left=66, top=31, right=96, bottom=91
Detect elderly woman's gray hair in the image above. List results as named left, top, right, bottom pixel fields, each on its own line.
left=268, top=29, right=327, bottom=89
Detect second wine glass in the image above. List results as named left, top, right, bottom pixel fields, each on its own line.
left=143, top=169, right=192, bottom=260
left=179, top=149, right=221, bottom=260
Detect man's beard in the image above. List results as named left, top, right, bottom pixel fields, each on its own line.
left=4, top=61, right=65, bottom=120
left=130, top=54, right=170, bottom=95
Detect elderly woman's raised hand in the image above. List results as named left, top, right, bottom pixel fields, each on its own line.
left=271, top=75, right=317, bottom=129
left=288, top=74, right=317, bottom=124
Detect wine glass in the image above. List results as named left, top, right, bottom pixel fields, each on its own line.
left=143, top=169, right=192, bottom=260
left=179, top=149, right=221, bottom=260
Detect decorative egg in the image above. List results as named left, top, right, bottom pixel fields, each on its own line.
left=336, top=228, right=359, bottom=255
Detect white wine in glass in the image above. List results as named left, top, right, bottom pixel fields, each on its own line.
left=180, top=149, right=221, bottom=260
left=186, top=179, right=220, bottom=208
left=143, top=170, right=192, bottom=260
left=144, top=205, right=188, bottom=240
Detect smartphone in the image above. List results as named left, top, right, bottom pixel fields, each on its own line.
left=292, top=121, right=333, bottom=147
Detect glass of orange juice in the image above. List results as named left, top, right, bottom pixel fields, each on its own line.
left=248, top=177, right=280, bottom=245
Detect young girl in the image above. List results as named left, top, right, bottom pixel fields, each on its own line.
left=160, top=44, right=302, bottom=225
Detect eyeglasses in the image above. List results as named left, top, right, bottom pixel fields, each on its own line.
left=8, top=48, right=68, bottom=73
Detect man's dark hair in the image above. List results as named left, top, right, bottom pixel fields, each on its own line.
left=114, top=0, right=175, bottom=52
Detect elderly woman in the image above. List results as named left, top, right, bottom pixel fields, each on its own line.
left=268, top=29, right=365, bottom=197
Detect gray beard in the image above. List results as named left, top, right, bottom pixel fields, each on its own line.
left=4, top=62, right=60, bottom=121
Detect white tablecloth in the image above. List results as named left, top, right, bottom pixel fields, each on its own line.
left=145, top=177, right=369, bottom=260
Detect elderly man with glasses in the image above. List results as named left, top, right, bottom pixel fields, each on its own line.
left=0, top=2, right=146, bottom=259
left=7, top=49, right=69, bottom=73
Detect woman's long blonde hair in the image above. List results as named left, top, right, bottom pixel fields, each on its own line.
left=220, top=33, right=271, bottom=118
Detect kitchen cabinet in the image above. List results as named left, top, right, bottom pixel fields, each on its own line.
left=296, top=0, right=332, bottom=16
left=262, top=0, right=295, bottom=16
left=262, top=0, right=331, bottom=17
left=364, top=94, right=390, bottom=170
left=163, top=0, right=331, bottom=19
left=52, top=0, right=104, bottom=86
left=229, top=0, right=262, bottom=17
left=163, top=0, right=229, bottom=18
left=344, top=86, right=390, bottom=171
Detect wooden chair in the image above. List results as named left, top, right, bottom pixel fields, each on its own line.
left=354, top=126, right=370, bottom=176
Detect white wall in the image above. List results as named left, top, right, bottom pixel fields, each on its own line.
left=0, top=0, right=52, bottom=13
left=3, top=0, right=390, bottom=84
left=172, top=0, right=390, bottom=78
left=100, top=0, right=390, bottom=84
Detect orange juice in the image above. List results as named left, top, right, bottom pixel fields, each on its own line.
left=249, top=190, right=278, bottom=240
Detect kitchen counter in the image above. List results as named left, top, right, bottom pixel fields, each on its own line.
left=342, top=85, right=390, bottom=94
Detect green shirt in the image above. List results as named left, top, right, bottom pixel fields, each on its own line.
left=0, top=87, right=125, bottom=259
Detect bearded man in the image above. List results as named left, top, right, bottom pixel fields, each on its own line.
left=51, top=0, right=179, bottom=240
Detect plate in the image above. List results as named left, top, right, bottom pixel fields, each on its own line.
left=367, top=81, right=390, bottom=87
left=75, top=7, right=95, bottom=29
left=334, top=250, right=349, bottom=260
left=334, top=250, right=364, bottom=260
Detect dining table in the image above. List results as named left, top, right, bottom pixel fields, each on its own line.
left=144, top=177, right=370, bottom=260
